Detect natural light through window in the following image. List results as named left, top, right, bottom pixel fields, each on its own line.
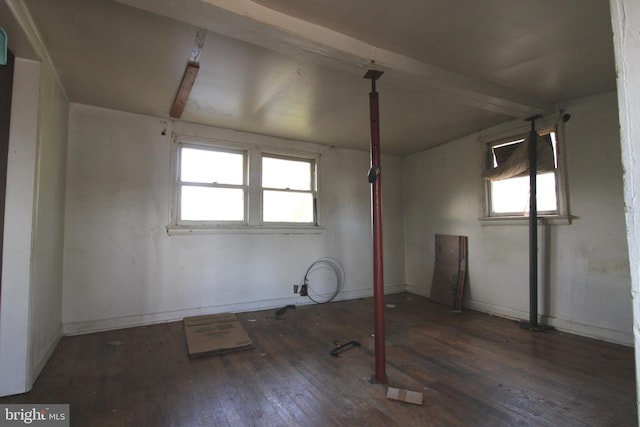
left=181, top=148, right=243, bottom=185
left=262, top=156, right=315, bottom=223
left=179, top=147, right=245, bottom=222
left=490, top=172, right=557, bottom=214
left=171, top=137, right=320, bottom=231
left=484, top=129, right=563, bottom=217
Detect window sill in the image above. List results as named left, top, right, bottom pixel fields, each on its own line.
left=166, top=224, right=325, bottom=235
left=479, top=215, right=572, bottom=226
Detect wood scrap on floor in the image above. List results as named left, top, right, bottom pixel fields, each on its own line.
left=386, top=387, right=424, bottom=405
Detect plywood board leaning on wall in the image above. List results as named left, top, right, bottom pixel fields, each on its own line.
left=430, top=234, right=468, bottom=310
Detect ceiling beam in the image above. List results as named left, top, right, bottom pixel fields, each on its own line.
left=116, top=0, right=553, bottom=117
left=170, top=61, right=200, bottom=118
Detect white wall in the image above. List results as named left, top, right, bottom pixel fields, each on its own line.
left=62, top=104, right=405, bottom=334
left=404, top=92, right=632, bottom=345
left=0, top=58, right=40, bottom=397
left=28, top=58, right=68, bottom=384
left=0, top=57, right=67, bottom=397
left=610, top=0, right=640, bottom=420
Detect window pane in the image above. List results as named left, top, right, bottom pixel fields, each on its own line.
left=181, top=148, right=243, bottom=185
left=263, top=190, right=313, bottom=223
left=491, top=172, right=557, bottom=214
left=536, top=173, right=558, bottom=211
left=181, top=186, right=244, bottom=221
left=262, top=157, right=311, bottom=190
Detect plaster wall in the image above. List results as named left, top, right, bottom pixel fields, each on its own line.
left=610, top=0, right=640, bottom=419
left=0, top=57, right=68, bottom=397
left=62, top=104, right=405, bottom=334
left=28, top=58, right=68, bottom=385
left=0, top=58, right=39, bottom=396
left=403, top=92, right=632, bottom=344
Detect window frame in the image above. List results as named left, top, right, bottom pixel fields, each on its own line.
left=169, top=135, right=322, bottom=234
left=479, top=115, right=570, bottom=224
left=260, top=153, right=318, bottom=225
left=175, top=142, right=248, bottom=226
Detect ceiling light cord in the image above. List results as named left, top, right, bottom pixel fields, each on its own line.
left=190, top=29, right=207, bottom=63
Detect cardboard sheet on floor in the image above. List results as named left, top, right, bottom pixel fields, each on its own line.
left=183, top=312, right=253, bottom=358
left=430, top=234, right=468, bottom=310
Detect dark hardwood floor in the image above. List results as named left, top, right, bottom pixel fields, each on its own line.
left=1, top=293, right=636, bottom=426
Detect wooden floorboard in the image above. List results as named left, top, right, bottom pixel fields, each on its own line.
left=1, top=293, right=636, bottom=426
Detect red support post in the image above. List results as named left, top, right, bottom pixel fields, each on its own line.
left=364, top=70, right=386, bottom=384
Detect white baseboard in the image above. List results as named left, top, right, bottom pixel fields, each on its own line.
left=405, top=284, right=429, bottom=298
left=541, top=316, right=633, bottom=346
left=464, top=299, right=633, bottom=346
left=463, top=299, right=528, bottom=321
left=28, top=324, right=62, bottom=388
left=63, top=298, right=305, bottom=335
left=63, top=284, right=408, bottom=336
left=332, top=284, right=406, bottom=301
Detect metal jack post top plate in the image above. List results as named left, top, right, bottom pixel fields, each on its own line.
left=363, top=69, right=384, bottom=80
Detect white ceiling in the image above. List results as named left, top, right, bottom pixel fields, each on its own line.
left=6, top=0, right=616, bottom=155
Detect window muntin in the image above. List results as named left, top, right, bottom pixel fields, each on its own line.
left=261, top=155, right=316, bottom=224
left=483, top=126, right=565, bottom=218
left=171, top=137, right=320, bottom=230
left=177, top=145, right=246, bottom=223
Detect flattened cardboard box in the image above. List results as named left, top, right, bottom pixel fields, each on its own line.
left=183, top=312, right=253, bottom=358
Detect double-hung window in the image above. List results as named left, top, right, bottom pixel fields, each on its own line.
left=171, top=136, right=319, bottom=231
left=480, top=115, right=569, bottom=221
left=262, top=155, right=316, bottom=224
left=177, top=145, right=246, bottom=224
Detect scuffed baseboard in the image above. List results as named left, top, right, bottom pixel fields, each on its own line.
left=464, top=299, right=633, bottom=346
left=63, top=284, right=408, bottom=336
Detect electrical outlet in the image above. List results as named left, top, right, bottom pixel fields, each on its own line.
left=293, top=284, right=299, bottom=294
